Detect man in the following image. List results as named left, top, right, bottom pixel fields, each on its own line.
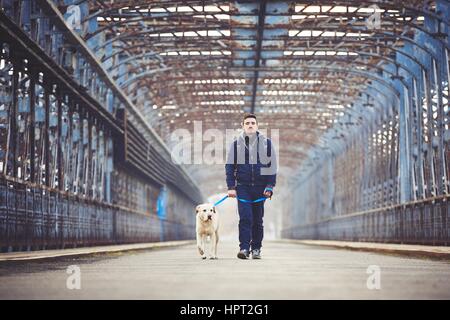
left=225, top=113, right=277, bottom=259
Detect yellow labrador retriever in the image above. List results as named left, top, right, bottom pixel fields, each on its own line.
left=195, top=203, right=219, bottom=259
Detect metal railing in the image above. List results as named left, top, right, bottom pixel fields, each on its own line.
left=0, top=176, right=195, bottom=252
left=281, top=195, right=449, bottom=246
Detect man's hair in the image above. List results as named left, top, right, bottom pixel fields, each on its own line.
left=242, top=113, right=257, bottom=124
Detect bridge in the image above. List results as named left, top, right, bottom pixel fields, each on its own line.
left=0, top=0, right=449, bottom=301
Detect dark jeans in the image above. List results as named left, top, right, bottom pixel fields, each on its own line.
left=236, top=184, right=266, bottom=251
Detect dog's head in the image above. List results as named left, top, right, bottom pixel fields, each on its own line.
left=195, top=203, right=216, bottom=222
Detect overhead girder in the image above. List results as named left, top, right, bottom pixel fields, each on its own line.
left=89, top=10, right=444, bottom=100
left=84, top=2, right=432, bottom=77
left=128, top=64, right=396, bottom=131
left=87, top=5, right=442, bottom=40
left=131, top=72, right=368, bottom=91
left=91, top=26, right=231, bottom=51
left=137, top=95, right=391, bottom=143
left=84, top=0, right=229, bottom=19
left=135, top=93, right=380, bottom=120
left=294, top=0, right=449, bottom=27
left=89, top=20, right=229, bottom=41
left=121, top=59, right=398, bottom=86
left=85, top=0, right=446, bottom=28
left=121, top=61, right=401, bottom=106
left=96, top=20, right=446, bottom=52
left=285, top=27, right=449, bottom=54
left=157, top=116, right=336, bottom=130
left=109, top=34, right=443, bottom=77
left=138, top=73, right=365, bottom=82
left=135, top=102, right=372, bottom=130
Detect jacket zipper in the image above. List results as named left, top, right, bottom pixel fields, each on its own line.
left=251, top=141, right=254, bottom=186
left=245, top=133, right=257, bottom=186
left=251, top=135, right=258, bottom=186
left=251, top=163, right=254, bottom=186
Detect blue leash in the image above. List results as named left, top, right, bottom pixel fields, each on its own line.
left=213, top=194, right=268, bottom=207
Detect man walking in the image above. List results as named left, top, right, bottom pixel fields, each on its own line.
left=225, top=113, right=277, bottom=259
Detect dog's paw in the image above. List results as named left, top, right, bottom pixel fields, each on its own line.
left=201, top=255, right=207, bottom=260
left=198, top=247, right=204, bottom=256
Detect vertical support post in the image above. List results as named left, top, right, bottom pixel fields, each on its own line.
left=44, top=80, right=50, bottom=187
left=413, top=78, right=425, bottom=199
left=10, top=59, right=18, bottom=177
left=87, top=113, right=92, bottom=198
left=29, top=69, right=35, bottom=183
left=423, top=69, right=437, bottom=197
left=399, top=86, right=412, bottom=202
left=432, top=59, right=446, bottom=195
left=57, top=89, right=62, bottom=191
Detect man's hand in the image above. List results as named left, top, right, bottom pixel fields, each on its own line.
left=263, top=187, right=273, bottom=198
left=228, top=189, right=237, bottom=198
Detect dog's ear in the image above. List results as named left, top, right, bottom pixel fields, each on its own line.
left=212, top=206, right=216, bottom=213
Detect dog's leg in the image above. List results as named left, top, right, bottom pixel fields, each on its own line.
left=209, top=233, right=216, bottom=259
left=205, top=235, right=211, bottom=259
left=197, top=232, right=204, bottom=256
left=213, top=231, right=219, bottom=259
left=201, top=235, right=207, bottom=259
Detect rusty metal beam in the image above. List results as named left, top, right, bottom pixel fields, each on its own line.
left=250, top=0, right=266, bottom=114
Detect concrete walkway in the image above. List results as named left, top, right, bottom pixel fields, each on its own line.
left=278, top=239, right=450, bottom=259
left=0, top=240, right=449, bottom=299
left=0, top=240, right=194, bottom=261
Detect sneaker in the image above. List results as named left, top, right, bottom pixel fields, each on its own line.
left=237, top=249, right=249, bottom=259
left=251, top=249, right=261, bottom=259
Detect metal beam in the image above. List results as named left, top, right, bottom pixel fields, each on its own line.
left=250, top=0, right=266, bottom=114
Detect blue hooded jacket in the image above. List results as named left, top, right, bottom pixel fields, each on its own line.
left=225, top=131, right=277, bottom=190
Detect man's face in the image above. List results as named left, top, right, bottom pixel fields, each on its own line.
left=242, top=117, right=258, bottom=135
